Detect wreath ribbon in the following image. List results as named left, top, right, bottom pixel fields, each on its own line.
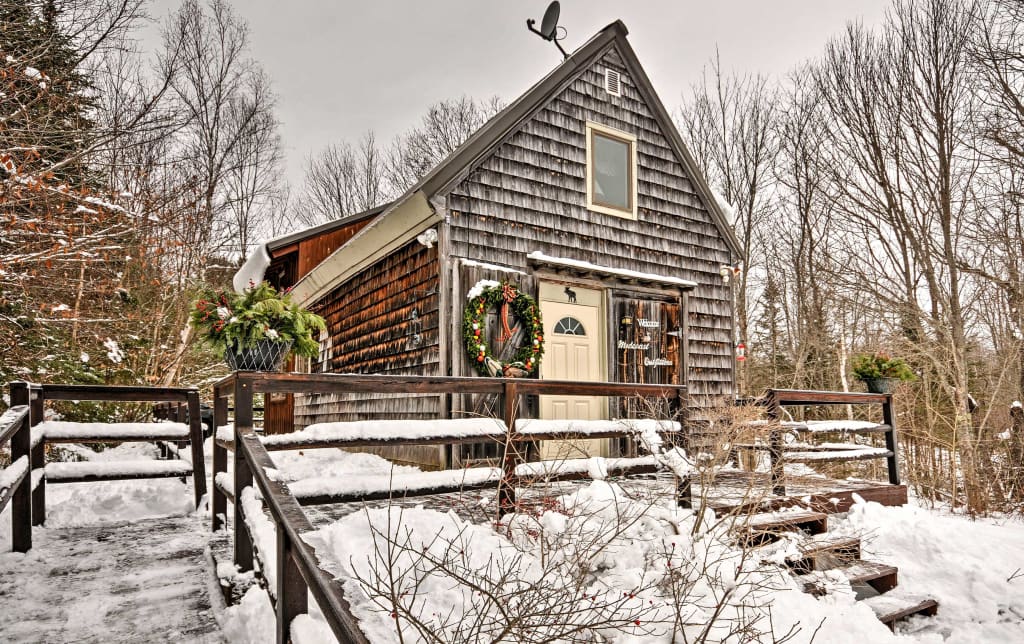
left=499, top=283, right=517, bottom=342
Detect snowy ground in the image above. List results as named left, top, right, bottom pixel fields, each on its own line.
left=1, top=440, right=1023, bottom=643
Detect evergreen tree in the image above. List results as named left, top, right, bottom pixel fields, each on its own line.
left=0, top=0, right=96, bottom=184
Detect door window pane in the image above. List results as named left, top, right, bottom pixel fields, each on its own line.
left=554, top=316, right=586, bottom=336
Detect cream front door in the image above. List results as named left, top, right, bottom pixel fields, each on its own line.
left=538, top=284, right=608, bottom=459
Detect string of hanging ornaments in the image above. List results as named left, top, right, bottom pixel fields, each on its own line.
left=463, top=282, right=544, bottom=377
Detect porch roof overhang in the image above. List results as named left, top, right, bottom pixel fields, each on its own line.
left=526, top=251, right=698, bottom=290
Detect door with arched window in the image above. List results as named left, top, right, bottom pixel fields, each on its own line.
left=538, top=283, right=608, bottom=459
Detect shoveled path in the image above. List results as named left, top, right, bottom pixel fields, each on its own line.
left=0, top=515, right=224, bottom=643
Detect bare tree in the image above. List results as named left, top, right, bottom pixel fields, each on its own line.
left=678, top=55, right=779, bottom=395
left=385, top=95, right=503, bottom=192
left=162, top=0, right=281, bottom=263
left=295, top=132, right=390, bottom=227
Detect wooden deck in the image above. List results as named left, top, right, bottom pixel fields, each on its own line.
left=295, top=468, right=906, bottom=530
left=0, top=515, right=223, bottom=643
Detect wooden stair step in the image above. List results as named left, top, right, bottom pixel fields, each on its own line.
left=797, top=560, right=899, bottom=597
left=736, top=510, right=828, bottom=546
left=785, top=534, right=861, bottom=573
left=863, top=593, right=939, bottom=630
left=746, top=510, right=829, bottom=533
left=45, top=460, right=193, bottom=484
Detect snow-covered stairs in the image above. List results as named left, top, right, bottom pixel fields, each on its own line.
left=742, top=508, right=940, bottom=630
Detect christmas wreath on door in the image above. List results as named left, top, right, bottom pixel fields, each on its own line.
left=463, top=281, right=544, bottom=377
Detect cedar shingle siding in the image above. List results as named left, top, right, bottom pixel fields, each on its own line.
left=445, top=48, right=734, bottom=399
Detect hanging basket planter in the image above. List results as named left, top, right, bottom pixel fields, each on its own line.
left=224, top=339, right=293, bottom=372
left=862, top=377, right=897, bottom=394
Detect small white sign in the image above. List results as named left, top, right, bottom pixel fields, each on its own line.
left=644, top=357, right=673, bottom=367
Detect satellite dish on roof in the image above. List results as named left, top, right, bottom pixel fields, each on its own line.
left=538, top=1, right=560, bottom=40
left=527, top=1, right=569, bottom=59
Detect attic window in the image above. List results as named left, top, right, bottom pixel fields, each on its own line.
left=604, top=69, right=622, bottom=97
left=585, top=121, right=637, bottom=219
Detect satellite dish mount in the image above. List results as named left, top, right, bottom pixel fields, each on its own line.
left=527, top=1, right=568, bottom=59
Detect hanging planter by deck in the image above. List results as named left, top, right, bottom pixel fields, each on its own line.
left=862, top=377, right=898, bottom=394
left=224, top=339, right=293, bottom=372
left=190, top=282, right=326, bottom=373
left=852, top=352, right=916, bottom=394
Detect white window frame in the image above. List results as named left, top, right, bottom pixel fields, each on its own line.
left=585, top=121, right=638, bottom=220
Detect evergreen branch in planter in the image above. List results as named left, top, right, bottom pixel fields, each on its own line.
left=190, top=282, right=326, bottom=359
left=851, top=352, right=916, bottom=382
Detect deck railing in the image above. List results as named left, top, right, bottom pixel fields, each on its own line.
left=762, top=389, right=900, bottom=495
left=4, top=381, right=208, bottom=535
left=0, top=403, right=32, bottom=551
left=212, top=371, right=688, bottom=644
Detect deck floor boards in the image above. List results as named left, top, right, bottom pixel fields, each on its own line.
left=0, top=515, right=223, bottom=643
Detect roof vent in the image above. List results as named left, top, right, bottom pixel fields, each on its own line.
left=604, top=68, right=622, bottom=97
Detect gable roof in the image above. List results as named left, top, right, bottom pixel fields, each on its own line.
left=286, top=20, right=742, bottom=305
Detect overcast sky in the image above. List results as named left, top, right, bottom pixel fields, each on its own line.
left=144, top=1, right=892, bottom=188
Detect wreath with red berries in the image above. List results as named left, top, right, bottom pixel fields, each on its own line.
left=463, top=282, right=544, bottom=376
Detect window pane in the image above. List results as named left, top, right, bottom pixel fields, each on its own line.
left=592, top=132, right=630, bottom=210
left=554, top=316, right=586, bottom=336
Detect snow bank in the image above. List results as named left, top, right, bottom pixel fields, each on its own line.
left=836, top=499, right=1024, bottom=641
left=305, top=506, right=539, bottom=642
left=299, top=480, right=893, bottom=643
left=36, top=443, right=194, bottom=527
left=220, top=585, right=275, bottom=644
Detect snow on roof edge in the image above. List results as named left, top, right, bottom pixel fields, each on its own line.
left=527, top=251, right=698, bottom=288
left=232, top=243, right=272, bottom=292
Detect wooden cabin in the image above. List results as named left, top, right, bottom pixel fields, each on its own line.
left=236, top=21, right=741, bottom=468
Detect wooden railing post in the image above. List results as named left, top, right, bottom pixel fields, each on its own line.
left=766, top=391, right=786, bottom=496
left=212, top=392, right=229, bottom=532
left=28, top=385, right=45, bottom=526
left=671, top=386, right=693, bottom=508
left=882, top=394, right=901, bottom=485
left=9, top=383, right=32, bottom=552
left=234, top=376, right=255, bottom=571
left=187, top=390, right=208, bottom=509
left=498, top=381, right=519, bottom=515
left=276, top=524, right=309, bottom=644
